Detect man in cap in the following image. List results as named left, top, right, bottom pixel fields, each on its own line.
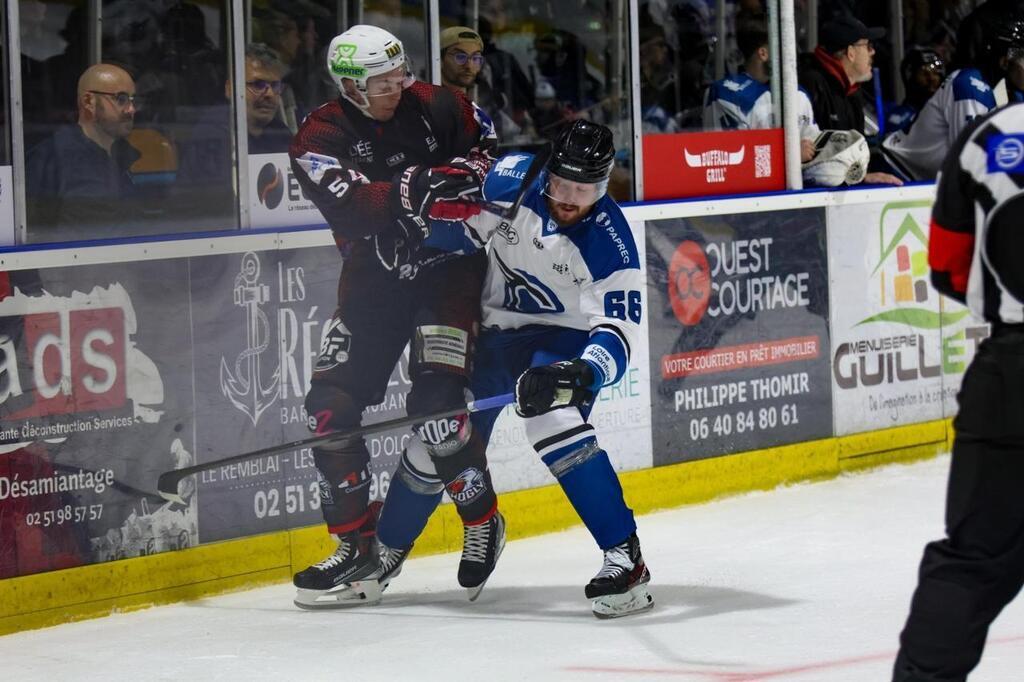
left=798, top=14, right=902, bottom=185
left=441, top=26, right=485, bottom=95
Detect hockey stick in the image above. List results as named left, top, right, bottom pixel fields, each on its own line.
left=475, top=143, right=552, bottom=219
left=156, top=392, right=514, bottom=505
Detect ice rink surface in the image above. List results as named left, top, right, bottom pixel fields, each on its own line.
left=4, top=454, right=1023, bottom=681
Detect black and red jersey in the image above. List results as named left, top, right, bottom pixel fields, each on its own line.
left=290, top=81, right=496, bottom=256
left=930, top=102, right=1024, bottom=324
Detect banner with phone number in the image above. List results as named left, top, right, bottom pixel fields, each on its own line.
left=645, top=208, right=833, bottom=464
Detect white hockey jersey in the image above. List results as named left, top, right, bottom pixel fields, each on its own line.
left=881, top=68, right=997, bottom=181
left=461, top=153, right=643, bottom=388
left=703, top=72, right=820, bottom=140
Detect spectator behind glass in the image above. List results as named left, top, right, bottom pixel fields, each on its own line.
left=176, top=44, right=290, bottom=226
left=670, top=1, right=717, bottom=129
left=798, top=15, right=902, bottom=185
left=533, top=31, right=603, bottom=113
left=885, top=47, right=945, bottom=136
left=531, top=80, right=573, bottom=141
left=254, top=9, right=301, bottom=131
left=25, top=64, right=142, bottom=242
left=704, top=16, right=819, bottom=162
left=477, top=16, right=534, bottom=125
left=440, top=26, right=485, bottom=95
left=235, top=44, right=292, bottom=154
left=639, top=23, right=680, bottom=133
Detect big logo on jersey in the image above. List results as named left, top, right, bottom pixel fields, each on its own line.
left=495, top=252, right=565, bottom=315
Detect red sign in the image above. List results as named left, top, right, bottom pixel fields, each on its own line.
left=642, top=129, right=786, bottom=200
left=661, top=335, right=821, bottom=379
left=2, top=307, right=127, bottom=418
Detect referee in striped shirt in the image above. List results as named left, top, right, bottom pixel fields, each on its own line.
left=894, top=103, right=1024, bottom=681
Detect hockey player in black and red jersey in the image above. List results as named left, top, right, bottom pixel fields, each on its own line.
left=287, top=24, right=504, bottom=609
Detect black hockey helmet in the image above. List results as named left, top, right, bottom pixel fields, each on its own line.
left=548, top=120, right=615, bottom=184
left=992, top=16, right=1024, bottom=57
left=900, top=46, right=945, bottom=86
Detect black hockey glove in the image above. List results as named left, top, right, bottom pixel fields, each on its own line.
left=515, top=359, right=596, bottom=418
left=390, top=164, right=481, bottom=229
left=378, top=165, right=482, bottom=271
left=444, top=148, right=494, bottom=193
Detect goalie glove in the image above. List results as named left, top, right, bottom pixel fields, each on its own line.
left=515, top=359, right=597, bottom=418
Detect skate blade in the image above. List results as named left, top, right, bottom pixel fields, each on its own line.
left=293, top=579, right=384, bottom=610
left=465, top=530, right=507, bottom=602
left=591, top=584, right=654, bottom=619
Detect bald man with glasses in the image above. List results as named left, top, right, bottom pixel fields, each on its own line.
left=25, top=63, right=144, bottom=241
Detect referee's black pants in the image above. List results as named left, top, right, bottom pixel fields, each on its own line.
left=894, top=329, right=1024, bottom=682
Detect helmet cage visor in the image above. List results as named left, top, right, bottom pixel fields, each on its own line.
left=543, top=172, right=608, bottom=207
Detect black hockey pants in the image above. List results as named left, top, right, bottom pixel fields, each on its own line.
left=894, top=327, right=1024, bottom=681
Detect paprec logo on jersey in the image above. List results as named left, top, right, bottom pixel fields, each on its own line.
left=668, top=240, right=711, bottom=326
left=256, top=163, right=284, bottom=209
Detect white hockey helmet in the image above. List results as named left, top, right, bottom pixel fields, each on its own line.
left=327, top=25, right=413, bottom=115
left=801, top=130, right=870, bottom=186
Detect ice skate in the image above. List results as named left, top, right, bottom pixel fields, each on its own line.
left=586, top=532, right=653, bottom=619
left=458, top=511, right=506, bottom=601
left=293, top=531, right=382, bottom=609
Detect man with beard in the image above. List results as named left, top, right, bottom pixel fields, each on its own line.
left=26, top=63, right=143, bottom=241
left=440, top=26, right=485, bottom=96
left=235, top=43, right=292, bottom=154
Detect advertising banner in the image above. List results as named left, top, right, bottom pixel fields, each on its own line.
left=484, top=220, right=654, bottom=489
left=188, top=248, right=413, bottom=543
left=646, top=209, right=833, bottom=465
left=0, top=244, right=420, bottom=576
left=249, top=153, right=325, bottom=229
left=827, top=200, right=987, bottom=435
left=642, top=129, right=786, bottom=200
left=0, top=264, right=197, bottom=579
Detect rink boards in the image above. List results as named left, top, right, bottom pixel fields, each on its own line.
left=0, top=183, right=969, bottom=634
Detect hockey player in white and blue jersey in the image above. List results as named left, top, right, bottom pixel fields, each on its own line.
left=882, top=19, right=1024, bottom=181
left=374, top=120, right=653, bottom=618
left=703, top=17, right=819, bottom=163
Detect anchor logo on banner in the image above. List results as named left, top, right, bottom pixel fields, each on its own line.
left=220, top=252, right=281, bottom=425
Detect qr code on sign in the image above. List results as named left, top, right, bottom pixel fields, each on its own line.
left=754, top=144, right=771, bottom=178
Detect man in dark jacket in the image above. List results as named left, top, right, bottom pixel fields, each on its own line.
left=798, top=15, right=902, bottom=185
left=25, top=63, right=143, bottom=242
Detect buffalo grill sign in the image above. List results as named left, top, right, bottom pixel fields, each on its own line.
left=642, top=129, right=786, bottom=200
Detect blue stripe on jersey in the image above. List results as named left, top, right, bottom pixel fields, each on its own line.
left=952, top=68, right=995, bottom=107
left=706, top=73, right=768, bottom=115
left=562, top=197, right=640, bottom=281
left=423, top=220, right=480, bottom=252
left=582, top=330, right=628, bottom=387
left=483, top=152, right=537, bottom=203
